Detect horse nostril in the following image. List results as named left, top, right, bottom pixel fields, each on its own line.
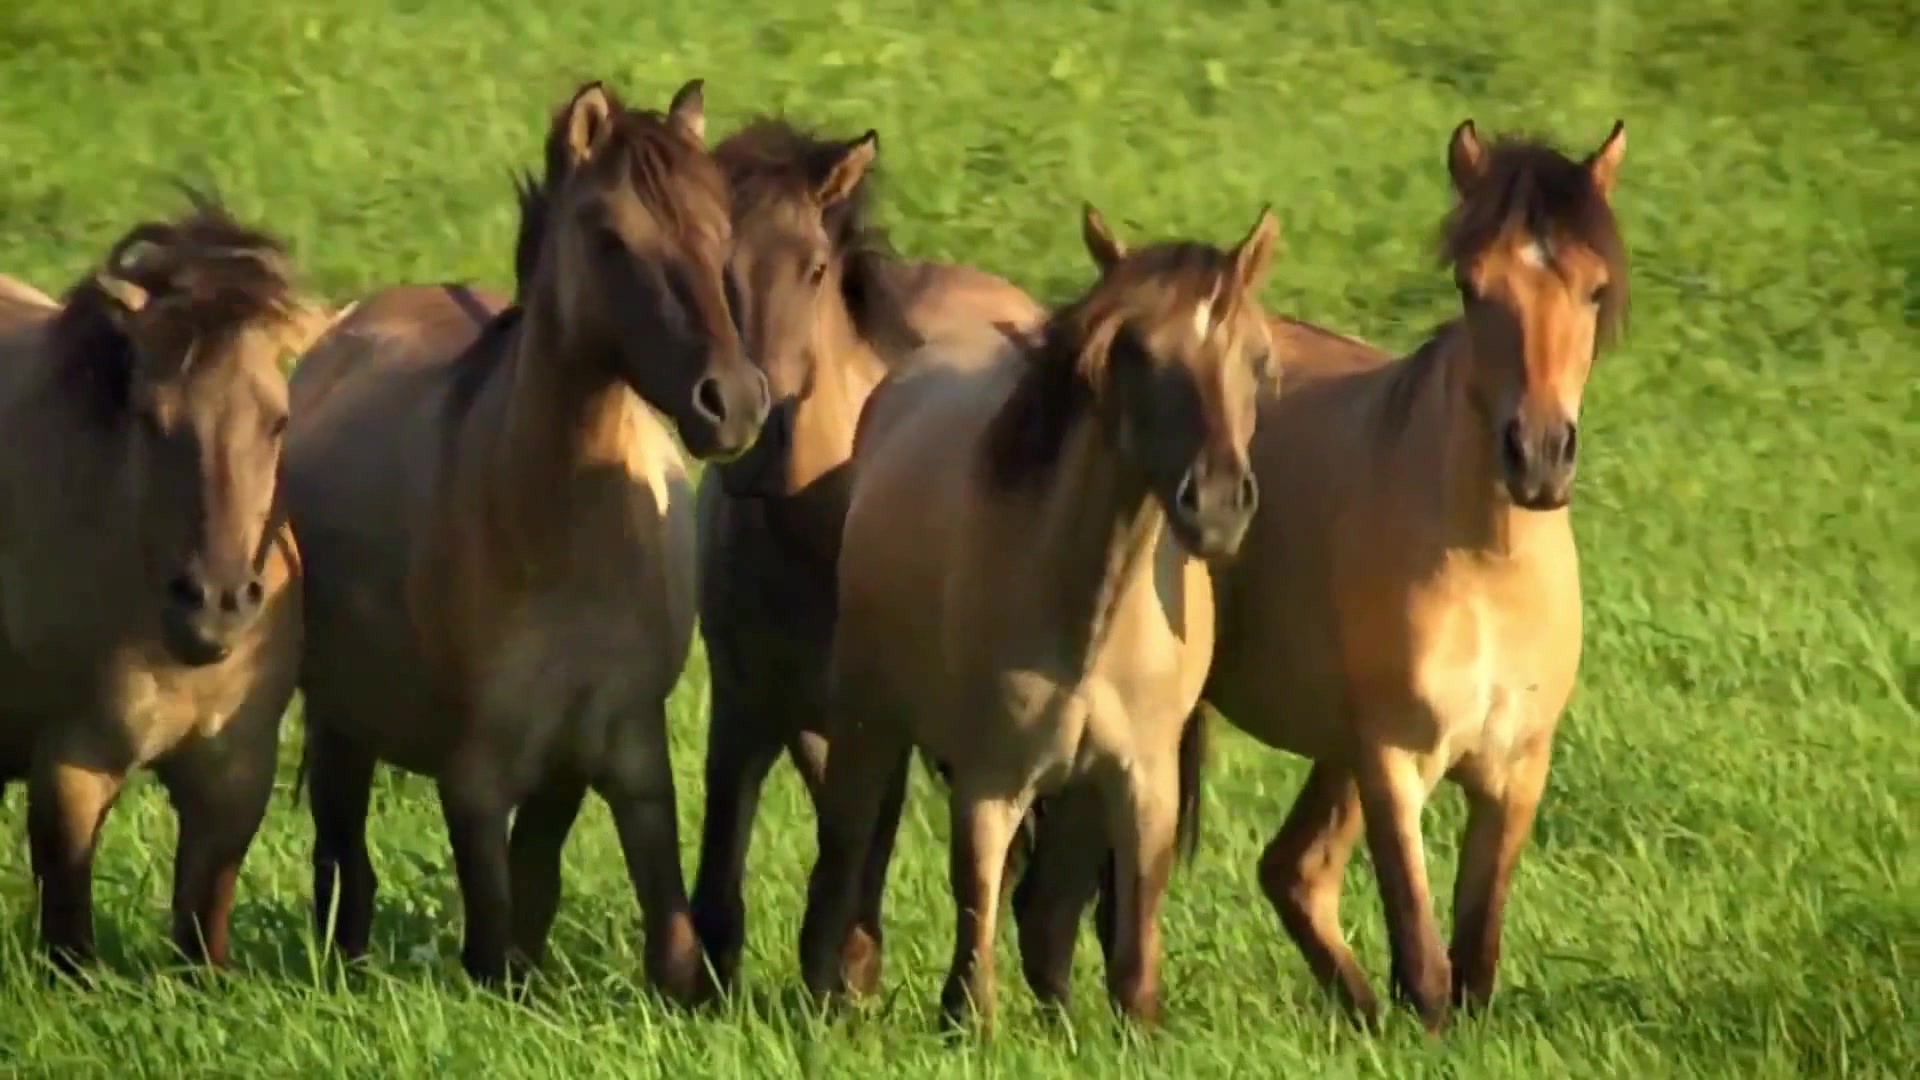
left=693, top=376, right=728, bottom=424
left=1236, top=471, right=1259, bottom=513
left=1561, top=423, right=1579, bottom=466
left=244, top=580, right=265, bottom=608
left=167, top=575, right=206, bottom=611
left=1500, top=420, right=1527, bottom=474
left=1175, top=469, right=1200, bottom=517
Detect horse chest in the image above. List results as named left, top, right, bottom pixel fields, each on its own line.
left=1405, top=583, right=1568, bottom=765
left=104, top=668, right=236, bottom=764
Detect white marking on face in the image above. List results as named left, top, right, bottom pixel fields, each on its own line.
left=1190, top=298, right=1214, bottom=343
left=1518, top=239, right=1549, bottom=269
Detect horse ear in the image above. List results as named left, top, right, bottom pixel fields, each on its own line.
left=1586, top=119, right=1626, bottom=198
left=667, top=78, right=707, bottom=145
left=814, top=130, right=879, bottom=209
left=1230, top=205, right=1280, bottom=299
left=1081, top=203, right=1126, bottom=273
left=1447, top=119, right=1486, bottom=196
left=94, top=272, right=149, bottom=319
left=563, top=82, right=617, bottom=165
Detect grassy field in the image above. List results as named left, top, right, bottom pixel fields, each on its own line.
left=1, top=0, right=1914, bottom=1074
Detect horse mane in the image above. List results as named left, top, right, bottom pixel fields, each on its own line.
left=983, top=241, right=1236, bottom=489
left=712, top=115, right=923, bottom=354
left=1437, top=131, right=1631, bottom=346
left=47, top=186, right=299, bottom=425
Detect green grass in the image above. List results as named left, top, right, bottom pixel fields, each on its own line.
left=1, top=0, right=1915, bottom=1074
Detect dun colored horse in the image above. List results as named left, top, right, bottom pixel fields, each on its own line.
left=689, top=117, right=1046, bottom=994
left=799, top=203, right=1281, bottom=1029
left=285, top=78, right=767, bottom=999
left=0, top=193, right=320, bottom=972
left=1014, top=120, right=1631, bottom=1032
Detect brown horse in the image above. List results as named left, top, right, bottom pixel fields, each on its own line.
left=797, top=203, right=1280, bottom=1030
left=1013, top=120, right=1631, bottom=1032
left=0, top=193, right=320, bottom=972
left=688, top=116, right=1046, bottom=995
left=284, top=78, right=766, bottom=999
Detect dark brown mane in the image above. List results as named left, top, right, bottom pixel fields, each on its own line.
left=984, top=242, right=1235, bottom=488
left=47, top=187, right=298, bottom=424
left=1438, top=132, right=1631, bottom=345
left=712, top=116, right=919, bottom=353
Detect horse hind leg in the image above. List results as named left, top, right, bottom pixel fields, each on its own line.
left=687, top=682, right=782, bottom=996
left=1448, top=736, right=1554, bottom=1012
left=306, top=722, right=380, bottom=961
left=506, top=773, right=588, bottom=975
left=1258, top=760, right=1379, bottom=1025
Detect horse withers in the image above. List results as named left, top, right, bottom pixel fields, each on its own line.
left=285, top=78, right=765, bottom=1001
left=0, top=192, right=324, bottom=974
left=798, top=202, right=1281, bottom=1030
left=1015, top=119, right=1632, bottom=1033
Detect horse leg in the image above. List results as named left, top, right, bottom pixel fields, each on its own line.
left=1354, top=742, right=1450, bottom=1031
left=846, top=743, right=910, bottom=998
left=792, top=728, right=909, bottom=998
left=936, top=779, right=1026, bottom=1033
left=506, top=774, right=589, bottom=975
left=1010, top=784, right=1109, bottom=1010
left=1096, top=754, right=1180, bottom=1028
left=26, top=751, right=124, bottom=976
left=157, top=729, right=278, bottom=969
left=1448, top=736, right=1554, bottom=1012
left=437, top=758, right=514, bottom=988
left=598, top=701, right=704, bottom=1007
left=687, top=685, right=781, bottom=995
left=1258, top=761, right=1378, bottom=1024
left=796, top=723, right=910, bottom=1004
left=307, top=723, right=380, bottom=961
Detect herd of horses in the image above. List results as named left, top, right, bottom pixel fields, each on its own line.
left=0, top=75, right=1631, bottom=1036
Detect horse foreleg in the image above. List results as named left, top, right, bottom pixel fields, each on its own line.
left=506, top=774, right=588, bottom=974
left=1258, top=760, right=1378, bottom=1025
left=686, top=684, right=782, bottom=996
left=437, top=764, right=514, bottom=988
left=1009, top=784, right=1109, bottom=1010
left=939, top=783, right=1025, bottom=1033
left=1449, top=736, right=1554, bottom=1012
left=796, top=720, right=909, bottom=1005
left=159, top=729, right=279, bottom=970
left=1354, top=740, right=1451, bottom=1031
left=598, top=702, right=704, bottom=1007
left=27, top=751, right=124, bottom=977
left=306, top=721, right=380, bottom=961
left=1098, top=756, right=1180, bottom=1029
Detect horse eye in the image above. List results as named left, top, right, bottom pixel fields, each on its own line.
left=596, top=225, right=627, bottom=253
left=269, top=414, right=289, bottom=438
left=806, top=260, right=828, bottom=286
left=1587, top=283, right=1609, bottom=307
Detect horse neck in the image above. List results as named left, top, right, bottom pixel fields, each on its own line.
left=1024, top=413, right=1167, bottom=663
left=1420, top=325, right=1572, bottom=559
left=478, top=300, right=641, bottom=549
